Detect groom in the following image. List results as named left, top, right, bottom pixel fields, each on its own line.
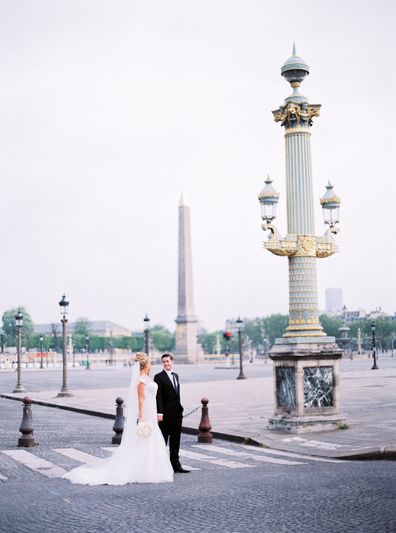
left=154, top=353, right=190, bottom=473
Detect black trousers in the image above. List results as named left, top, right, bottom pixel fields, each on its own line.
left=159, top=415, right=182, bottom=469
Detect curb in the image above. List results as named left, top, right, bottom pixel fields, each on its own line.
left=1, top=393, right=394, bottom=460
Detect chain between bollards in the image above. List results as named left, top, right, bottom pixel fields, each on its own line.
left=112, top=397, right=125, bottom=444
left=18, top=397, right=36, bottom=447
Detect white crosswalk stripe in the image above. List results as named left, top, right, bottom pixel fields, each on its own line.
left=180, top=449, right=255, bottom=469
left=53, top=448, right=106, bottom=466
left=193, top=444, right=305, bottom=466
left=1, top=450, right=66, bottom=478
left=100, top=448, right=201, bottom=471
left=237, top=444, right=347, bottom=464
left=0, top=442, right=346, bottom=481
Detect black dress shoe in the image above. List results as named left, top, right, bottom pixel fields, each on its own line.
left=174, top=467, right=190, bottom=473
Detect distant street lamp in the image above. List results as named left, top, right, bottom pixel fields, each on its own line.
left=371, top=321, right=379, bottom=370
left=0, top=329, right=5, bottom=355
left=85, top=335, right=90, bottom=370
left=109, top=335, right=114, bottom=366
left=39, top=336, right=44, bottom=369
left=236, top=317, right=246, bottom=380
left=13, top=309, right=26, bottom=393
left=57, top=294, right=73, bottom=397
left=143, top=315, right=150, bottom=355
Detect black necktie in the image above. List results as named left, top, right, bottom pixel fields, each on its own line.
left=171, top=372, right=178, bottom=391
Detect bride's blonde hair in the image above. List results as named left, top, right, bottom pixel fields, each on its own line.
left=135, top=352, right=150, bottom=369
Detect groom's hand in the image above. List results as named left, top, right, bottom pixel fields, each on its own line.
left=157, top=414, right=163, bottom=422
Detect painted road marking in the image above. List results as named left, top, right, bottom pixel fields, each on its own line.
left=1, top=450, right=66, bottom=478
left=101, top=447, right=201, bottom=471
left=238, top=444, right=347, bottom=463
left=281, top=437, right=348, bottom=450
left=180, top=449, right=254, bottom=469
left=194, top=444, right=305, bottom=466
left=53, top=448, right=105, bottom=466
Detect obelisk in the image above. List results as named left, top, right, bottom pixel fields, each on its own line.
left=173, top=195, right=202, bottom=363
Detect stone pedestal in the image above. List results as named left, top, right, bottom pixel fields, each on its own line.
left=268, top=337, right=346, bottom=433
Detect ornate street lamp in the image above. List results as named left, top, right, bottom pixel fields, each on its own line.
left=57, top=294, right=73, bottom=397
left=143, top=314, right=150, bottom=355
left=371, top=321, right=379, bottom=370
left=109, top=337, right=114, bottom=366
left=258, top=175, right=281, bottom=237
left=320, top=181, right=341, bottom=234
left=39, top=336, right=44, bottom=369
left=13, top=309, right=26, bottom=393
left=256, top=45, right=345, bottom=432
left=85, top=335, right=90, bottom=370
left=236, top=317, right=246, bottom=380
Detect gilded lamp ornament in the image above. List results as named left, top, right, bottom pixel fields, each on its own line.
left=259, top=177, right=340, bottom=259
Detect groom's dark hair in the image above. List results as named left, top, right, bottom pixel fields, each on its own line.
left=161, top=353, right=173, bottom=361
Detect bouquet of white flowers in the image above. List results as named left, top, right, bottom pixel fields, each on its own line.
left=136, top=421, right=153, bottom=438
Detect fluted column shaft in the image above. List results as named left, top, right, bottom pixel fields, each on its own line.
left=284, top=128, right=323, bottom=337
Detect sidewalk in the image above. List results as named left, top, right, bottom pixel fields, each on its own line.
left=1, top=363, right=395, bottom=460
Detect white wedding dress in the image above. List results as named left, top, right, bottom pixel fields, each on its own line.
left=63, top=367, right=174, bottom=485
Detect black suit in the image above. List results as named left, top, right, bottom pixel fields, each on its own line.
left=154, top=369, right=184, bottom=471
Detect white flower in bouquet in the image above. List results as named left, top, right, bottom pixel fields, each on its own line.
left=136, top=421, right=153, bottom=438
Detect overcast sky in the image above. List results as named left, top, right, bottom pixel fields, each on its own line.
left=0, top=0, right=395, bottom=332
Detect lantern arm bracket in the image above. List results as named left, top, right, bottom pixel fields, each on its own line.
left=315, top=232, right=338, bottom=258
left=262, top=227, right=298, bottom=256
left=261, top=222, right=283, bottom=240
left=262, top=229, right=339, bottom=258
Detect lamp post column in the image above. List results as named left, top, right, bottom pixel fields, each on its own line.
left=40, top=337, right=44, bottom=369
left=236, top=317, right=246, bottom=380
left=258, top=45, right=345, bottom=433
left=13, top=310, right=26, bottom=393
left=85, top=336, right=90, bottom=370
left=57, top=295, right=73, bottom=397
left=143, top=315, right=150, bottom=356
left=371, top=322, right=379, bottom=370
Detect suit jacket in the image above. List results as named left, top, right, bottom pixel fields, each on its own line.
left=154, top=370, right=184, bottom=420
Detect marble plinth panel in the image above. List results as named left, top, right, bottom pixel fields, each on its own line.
left=276, top=367, right=296, bottom=409
left=303, top=366, right=333, bottom=408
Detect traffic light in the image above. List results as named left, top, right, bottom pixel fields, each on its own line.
left=223, top=331, right=232, bottom=341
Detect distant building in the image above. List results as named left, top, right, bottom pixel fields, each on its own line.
left=34, top=320, right=131, bottom=337
left=325, top=288, right=343, bottom=315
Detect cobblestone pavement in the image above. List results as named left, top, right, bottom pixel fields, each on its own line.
left=2, top=358, right=395, bottom=459
left=0, top=399, right=395, bottom=533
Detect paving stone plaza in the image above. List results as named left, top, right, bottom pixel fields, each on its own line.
left=1, top=357, right=396, bottom=532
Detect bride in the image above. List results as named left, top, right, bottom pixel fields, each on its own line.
left=63, top=352, right=174, bottom=485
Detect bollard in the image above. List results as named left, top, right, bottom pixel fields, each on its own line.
left=112, top=397, right=125, bottom=444
left=18, top=397, right=36, bottom=447
left=198, top=397, right=213, bottom=444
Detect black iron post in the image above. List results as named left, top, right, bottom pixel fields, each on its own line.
left=39, top=336, right=44, bottom=369
left=13, top=310, right=26, bottom=393
left=57, top=295, right=73, bottom=397
left=85, top=335, right=90, bottom=369
left=0, top=331, right=5, bottom=355
left=109, top=338, right=114, bottom=366
left=236, top=317, right=246, bottom=380
left=143, top=314, right=150, bottom=356
left=371, top=321, right=379, bottom=370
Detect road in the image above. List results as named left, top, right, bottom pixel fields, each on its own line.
left=0, top=398, right=395, bottom=533
left=1, top=356, right=394, bottom=394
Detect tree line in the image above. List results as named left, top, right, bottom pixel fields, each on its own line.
left=1, top=307, right=395, bottom=355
